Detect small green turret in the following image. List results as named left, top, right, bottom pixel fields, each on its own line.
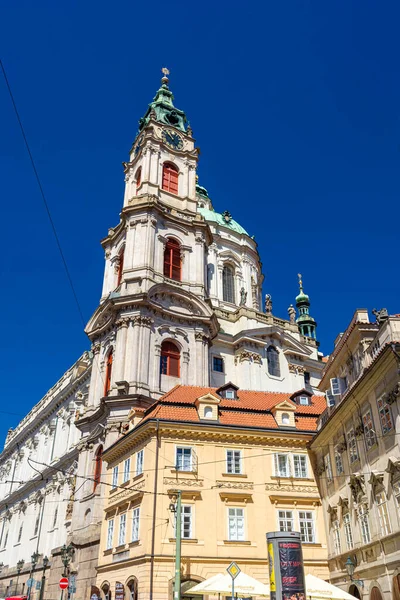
left=295, top=273, right=317, bottom=339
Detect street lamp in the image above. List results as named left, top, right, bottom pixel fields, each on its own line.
left=16, top=559, right=24, bottom=594
left=38, top=556, right=49, bottom=600
left=60, top=544, right=74, bottom=576
left=27, top=552, right=40, bottom=600
left=345, top=556, right=364, bottom=588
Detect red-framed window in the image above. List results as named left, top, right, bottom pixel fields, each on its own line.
left=116, top=249, right=124, bottom=287
left=162, top=163, right=179, bottom=194
left=104, top=350, right=113, bottom=396
left=163, top=238, right=181, bottom=281
left=93, top=445, right=103, bottom=492
left=160, top=341, right=180, bottom=377
left=136, top=167, right=142, bottom=193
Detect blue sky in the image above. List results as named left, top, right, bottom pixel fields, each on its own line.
left=1, top=1, right=400, bottom=443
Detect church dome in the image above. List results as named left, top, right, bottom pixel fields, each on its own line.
left=295, top=291, right=310, bottom=304
left=198, top=206, right=249, bottom=236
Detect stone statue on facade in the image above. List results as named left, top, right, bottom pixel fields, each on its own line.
left=240, top=287, right=247, bottom=306
left=372, top=308, right=389, bottom=325
left=288, top=304, right=296, bottom=324
left=265, top=294, right=272, bottom=315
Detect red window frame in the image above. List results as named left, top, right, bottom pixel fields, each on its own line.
left=93, top=445, right=103, bottom=492
left=136, top=167, right=142, bottom=193
left=162, top=163, right=179, bottom=194
left=104, top=350, right=113, bottom=396
left=160, top=341, right=180, bottom=377
left=163, top=239, right=181, bottom=281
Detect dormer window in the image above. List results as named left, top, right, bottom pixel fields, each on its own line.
left=290, top=389, right=312, bottom=406
left=216, top=383, right=239, bottom=400
left=204, top=406, right=213, bottom=419
left=299, top=396, right=310, bottom=406
left=282, top=413, right=290, bottom=425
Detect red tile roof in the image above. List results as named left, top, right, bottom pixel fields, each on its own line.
left=141, top=385, right=326, bottom=433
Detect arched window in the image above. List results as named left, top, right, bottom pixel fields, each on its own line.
left=116, top=249, right=124, bottom=287
left=282, top=413, right=290, bottom=425
left=204, top=406, right=213, bottom=419
left=93, top=445, right=103, bottom=492
left=222, top=265, right=235, bottom=303
left=162, top=162, right=179, bottom=194
left=102, top=584, right=111, bottom=600
left=160, top=341, right=180, bottom=377
left=163, top=238, right=181, bottom=281
left=136, top=167, right=142, bottom=193
left=267, top=346, right=280, bottom=377
left=104, top=350, right=113, bottom=396
left=127, top=579, right=138, bottom=600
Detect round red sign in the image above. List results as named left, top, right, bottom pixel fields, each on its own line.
left=59, top=578, right=69, bottom=590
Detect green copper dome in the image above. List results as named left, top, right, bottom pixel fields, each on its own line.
left=198, top=206, right=249, bottom=236
left=296, top=291, right=310, bottom=304
left=138, top=70, right=188, bottom=134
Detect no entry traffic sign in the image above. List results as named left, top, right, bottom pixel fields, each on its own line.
left=59, top=578, right=69, bottom=590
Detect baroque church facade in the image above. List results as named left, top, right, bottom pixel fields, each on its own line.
left=0, top=71, right=326, bottom=600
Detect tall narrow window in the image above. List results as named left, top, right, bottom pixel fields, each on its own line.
left=116, top=249, right=124, bottom=287
left=123, top=458, right=130, bottom=483
left=17, top=524, right=23, bottom=543
left=136, top=450, right=144, bottom=476
left=324, top=453, right=333, bottom=482
left=393, top=481, right=400, bottom=512
left=278, top=510, right=293, bottom=532
left=175, top=505, right=193, bottom=539
left=267, top=346, right=280, bottom=377
left=104, top=350, right=113, bottom=396
left=332, top=520, right=341, bottom=554
left=347, top=428, right=359, bottom=463
left=132, top=507, right=140, bottom=542
left=176, top=447, right=192, bottom=472
left=93, top=445, right=103, bottom=492
left=376, top=491, right=391, bottom=536
left=228, top=507, right=245, bottom=541
left=293, top=455, right=308, bottom=478
left=334, top=447, right=344, bottom=475
left=163, top=239, right=181, bottom=281
left=377, top=397, right=393, bottom=434
left=274, top=454, right=290, bottom=477
left=162, top=162, right=179, bottom=194
left=112, top=465, right=119, bottom=489
left=343, top=513, right=353, bottom=549
left=299, top=511, right=315, bottom=543
left=160, top=341, right=180, bottom=377
left=118, top=513, right=126, bottom=546
left=226, top=450, right=242, bottom=474
left=136, top=167, right=142, bottom=193
left=52, top=508, right=58, bottom=529
left=357, top=505, right=371, bottom=544
left=106, top=519, right=114, bottom=550
left=222, top=265, right=235, bottom=303
left=34, top=515, right=40, bottom=537
left=362, top=409, right=377, bottom=449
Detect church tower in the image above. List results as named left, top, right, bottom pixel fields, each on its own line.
left=85, top=69, right=218, bottom=414
left=295, top=273, right=317, bottom=339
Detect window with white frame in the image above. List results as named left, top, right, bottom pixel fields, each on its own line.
left=347, top=428, right=359, bottom=463
left=118, top=513, right=126, bottom=546
left=332, top=519, right=341, bottom=554
left=136, top=450, right=144, bottom=476
left=357, top=504, right=371, bottom=544
left=226, top=450, right=242, bottom=474
left=228, top=507, right=245, bottom=541
left=106, top=519, right=114, bottom=550
left=176, top=447, right=192, bottom=472
left=376, top=490, right=391, bottom=536
left=343, top=513, right=353, bottom=550
left=299, top=396, right=310, bottom=406
left=393, top=481, right=400, bottom=512
left=334, top=448, right=344, bottom=475
left=377, top=397, right=393, bottom=434
left=175, top=505, right=193, bottom=539
left=299, top=511, right=315, bottom=543
left=112, top=465, right=119, bottom=489
left=324, top=453, right=333, bottom=482
left=274, top=454, right=291, bottom=477
left=131, top=507, right=140, bottom=542
left=362, top=409, right=377, bottom=449
left=293, top=455, right=308, bottom=478
left=123, top=458, right=130, bottom=483
left=278, top=510, right=293, bottom=532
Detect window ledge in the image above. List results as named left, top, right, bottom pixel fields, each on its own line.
left=129, top=540, right=140, bottom=547
left=103, top=549, right=113, bottom=556
left=132, top=472, right=144, bottom=481
left=223, top=540, right=251, bottom=545
left=114, top=544, right=128, bottom=553
left=169, top=537, right=198, bottom=544
left=120, top=480, right=130, bottom=488
left=14, top=542, right=21, bottom=547
left=170, top=469, right=197, bottom=475
left=110, top=487, right=119, bottom=495
left=222, top=473, right=247, bottom=478
left=270, top=475, right=313, bottom=481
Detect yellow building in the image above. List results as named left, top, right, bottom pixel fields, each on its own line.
left=97, top=383, right=328, bottom=600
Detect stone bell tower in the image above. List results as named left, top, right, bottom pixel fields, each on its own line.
left=85, top=68, right=218, bottom=415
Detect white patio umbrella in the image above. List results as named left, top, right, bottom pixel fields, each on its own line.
left=187, top=572, right=270, bottom=597
left=305, top=574, right=360, bottom=600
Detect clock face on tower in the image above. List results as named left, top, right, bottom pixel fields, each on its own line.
left=162, top=129, right=184, bottom=150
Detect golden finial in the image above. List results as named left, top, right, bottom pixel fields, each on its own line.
left=161, top=67, right=170, bottom=85
left=298, top=273, right=303, bottom=292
